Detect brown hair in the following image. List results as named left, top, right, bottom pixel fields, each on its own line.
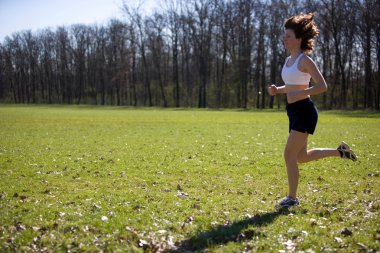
left=284, top=13, right=319, bottom=54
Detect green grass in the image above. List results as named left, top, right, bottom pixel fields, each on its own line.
left=0, top=105, right=379, bottom=252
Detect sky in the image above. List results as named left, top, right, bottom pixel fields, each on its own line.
left=0, top=0, right=159, bottom=41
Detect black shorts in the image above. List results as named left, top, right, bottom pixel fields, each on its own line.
left=286, top=98, right=318, bottom=135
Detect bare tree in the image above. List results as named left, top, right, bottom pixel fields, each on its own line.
left=147, top=13, right=168, bottom=107
left=187, top=0, right=216, bottom=108
left=356, top=0, right=377, bottom=109
left=0, top=44, right=5, bottom=100
left=55, top=27, right=72, bottom=103
left=127, top=24, right=138, bottom=106
left=166, top=0, right=182, bottom=107
left=122, top=4, right=153, bottom=106
left=39, top=29, right=56, bottom=103
left=374, top=0, right=380, bottom=110
left=212, top=0, right=230, bottom=108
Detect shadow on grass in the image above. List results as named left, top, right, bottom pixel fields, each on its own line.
left=167, top=208, right=290, bottom=252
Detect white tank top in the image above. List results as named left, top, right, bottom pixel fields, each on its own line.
left=281, top=53, right=311, bottom=85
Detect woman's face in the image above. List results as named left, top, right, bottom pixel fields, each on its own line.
left=283, top=29, right=301, bottom=50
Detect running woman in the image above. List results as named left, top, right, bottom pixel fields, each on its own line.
left=267, top=13, right=357, bottom=208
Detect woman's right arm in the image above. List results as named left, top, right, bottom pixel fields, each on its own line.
left=268, top=84, right=287, bottom=96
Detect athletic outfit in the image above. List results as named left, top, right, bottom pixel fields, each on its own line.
left=282, top=53, right=318, bottom=135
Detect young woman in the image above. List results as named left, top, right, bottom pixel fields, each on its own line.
left=267, top=13, right=357, bottom=208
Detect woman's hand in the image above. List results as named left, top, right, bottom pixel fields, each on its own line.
left=267, top=85, right=277, bottom=96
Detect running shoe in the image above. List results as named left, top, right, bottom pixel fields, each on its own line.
left=276, top=196, right=299, bottom=208
left=337, top=141, right=357, bottom=161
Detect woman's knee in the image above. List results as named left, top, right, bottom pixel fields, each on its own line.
left=284, top=130, right=308, bottom=162
left=284, top=145, right=297, bottom=161
left=297, top=154, right=308, bottom=163
left=284, top=146, right=309, bottom=163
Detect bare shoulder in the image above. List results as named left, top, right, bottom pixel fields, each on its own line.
left=299, top=54, right=317, bottom=72
left=300, top=54, right=315, bottom=65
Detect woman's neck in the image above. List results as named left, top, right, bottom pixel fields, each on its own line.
left=289, top=49, right=303, bottom=58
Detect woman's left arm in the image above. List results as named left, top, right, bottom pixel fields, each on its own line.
left=299, top=56, right=328, bottom=96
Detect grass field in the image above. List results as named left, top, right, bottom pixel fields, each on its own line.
left=0, top=105, right=379, bottom=252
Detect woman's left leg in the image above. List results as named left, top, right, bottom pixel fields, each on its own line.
left=284, top=130, right=309, bottom=198
left=297, top=145, right=340, bottom=163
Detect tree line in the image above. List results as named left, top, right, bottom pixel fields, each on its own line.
left=0, top=0, right=379, bottom=109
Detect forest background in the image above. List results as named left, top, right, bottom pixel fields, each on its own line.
left=0, top=0, right=379, bottom=110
